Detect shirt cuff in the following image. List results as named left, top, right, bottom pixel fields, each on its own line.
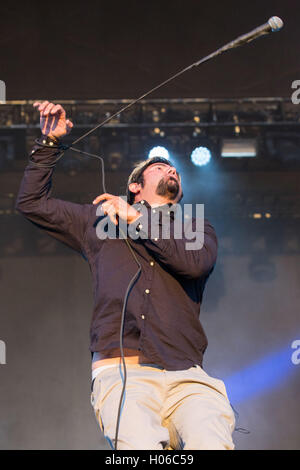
left=36, top=134, right=60, bottom=147
left=29, top=137, right=65, bottom=166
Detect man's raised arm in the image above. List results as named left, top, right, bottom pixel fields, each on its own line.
left=16, top=101, right=93, bottom=255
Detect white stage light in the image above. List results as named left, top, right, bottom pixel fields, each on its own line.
left=190, top=146, right=211, bottom=166
left=148, top=146, right=170, bottom=160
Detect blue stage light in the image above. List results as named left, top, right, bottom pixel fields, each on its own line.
left=190, top=146, right=211, bottom=166
left=224, top=344, right=297, bottom=405
left=148, top=146, right=170, bottom=160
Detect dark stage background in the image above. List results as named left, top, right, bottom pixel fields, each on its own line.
left=0, top=0, right=300, bottom=100
left=0, top=0, right=300, bottom=451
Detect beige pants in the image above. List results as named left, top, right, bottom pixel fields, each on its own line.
left=90, top=363, right=235, bottom=450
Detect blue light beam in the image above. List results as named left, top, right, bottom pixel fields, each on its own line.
left=224, top=344, right=298, bottom=405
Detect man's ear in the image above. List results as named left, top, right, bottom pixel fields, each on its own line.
left=128, top=182, right=141, bottom=194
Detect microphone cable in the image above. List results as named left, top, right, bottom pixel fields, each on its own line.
left=66, top=147, right=143, bottom=450
left=29, top=141, right=141, bottom=450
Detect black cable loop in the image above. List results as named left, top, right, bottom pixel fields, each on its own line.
left=28, top=139, right=141, bottom=450
left=71, top=147, right=142, bottom=449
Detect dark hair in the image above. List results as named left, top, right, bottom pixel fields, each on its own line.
left=126, top=157, right=172, bottom=205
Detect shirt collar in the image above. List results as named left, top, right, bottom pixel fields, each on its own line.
left=136, top=199, right=178, bottom=219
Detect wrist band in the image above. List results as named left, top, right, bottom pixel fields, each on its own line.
left=29, top=137, right=70, bottom=168
left=35, top=134, right=61, bottom=148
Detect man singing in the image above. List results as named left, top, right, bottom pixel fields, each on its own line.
left=16, top=101, right=235, bottom=450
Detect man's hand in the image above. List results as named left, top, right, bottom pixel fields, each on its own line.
left=93, top=193, right=142, bottom=226
left=33, top=101, right=73, bottom=140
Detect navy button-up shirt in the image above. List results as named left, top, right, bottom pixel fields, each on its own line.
left=16, top=143, right=218, bottom=370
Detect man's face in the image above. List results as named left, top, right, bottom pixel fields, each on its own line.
left=142, top=162, right=182, bottom=202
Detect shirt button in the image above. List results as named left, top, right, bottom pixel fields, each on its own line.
left=145, top=289, right=150, bottom=294
left=152, top=209, right=156, bottom=213
left=154, top=238, right=158, bottom=241
left=141, top=315, right=145, bottom=320
left=150, top=261, right=154, bottom=266
left=141, top=200, right=145, bottom=204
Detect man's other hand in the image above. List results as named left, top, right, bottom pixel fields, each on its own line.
left=93, top=193, right=142, bottom=226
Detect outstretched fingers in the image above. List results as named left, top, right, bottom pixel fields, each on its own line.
left=93, top=193, right=115, bottom=205
left=49, top=104, right=66, bottom=118
left=33, top=100, right=73, bottom=138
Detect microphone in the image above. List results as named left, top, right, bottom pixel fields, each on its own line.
left=268, top=16, right=284, bottom=32
left=235, top=16, right=284, bottom=46
left=70, top=17, right=284, bottom=148
left=193, top=16, right=284, bottom=66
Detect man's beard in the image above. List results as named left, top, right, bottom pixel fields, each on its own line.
left=155, top=176, right=180, bottom=201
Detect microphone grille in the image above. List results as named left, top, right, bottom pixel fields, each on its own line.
left=268, top=16, right=284, bottom=32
